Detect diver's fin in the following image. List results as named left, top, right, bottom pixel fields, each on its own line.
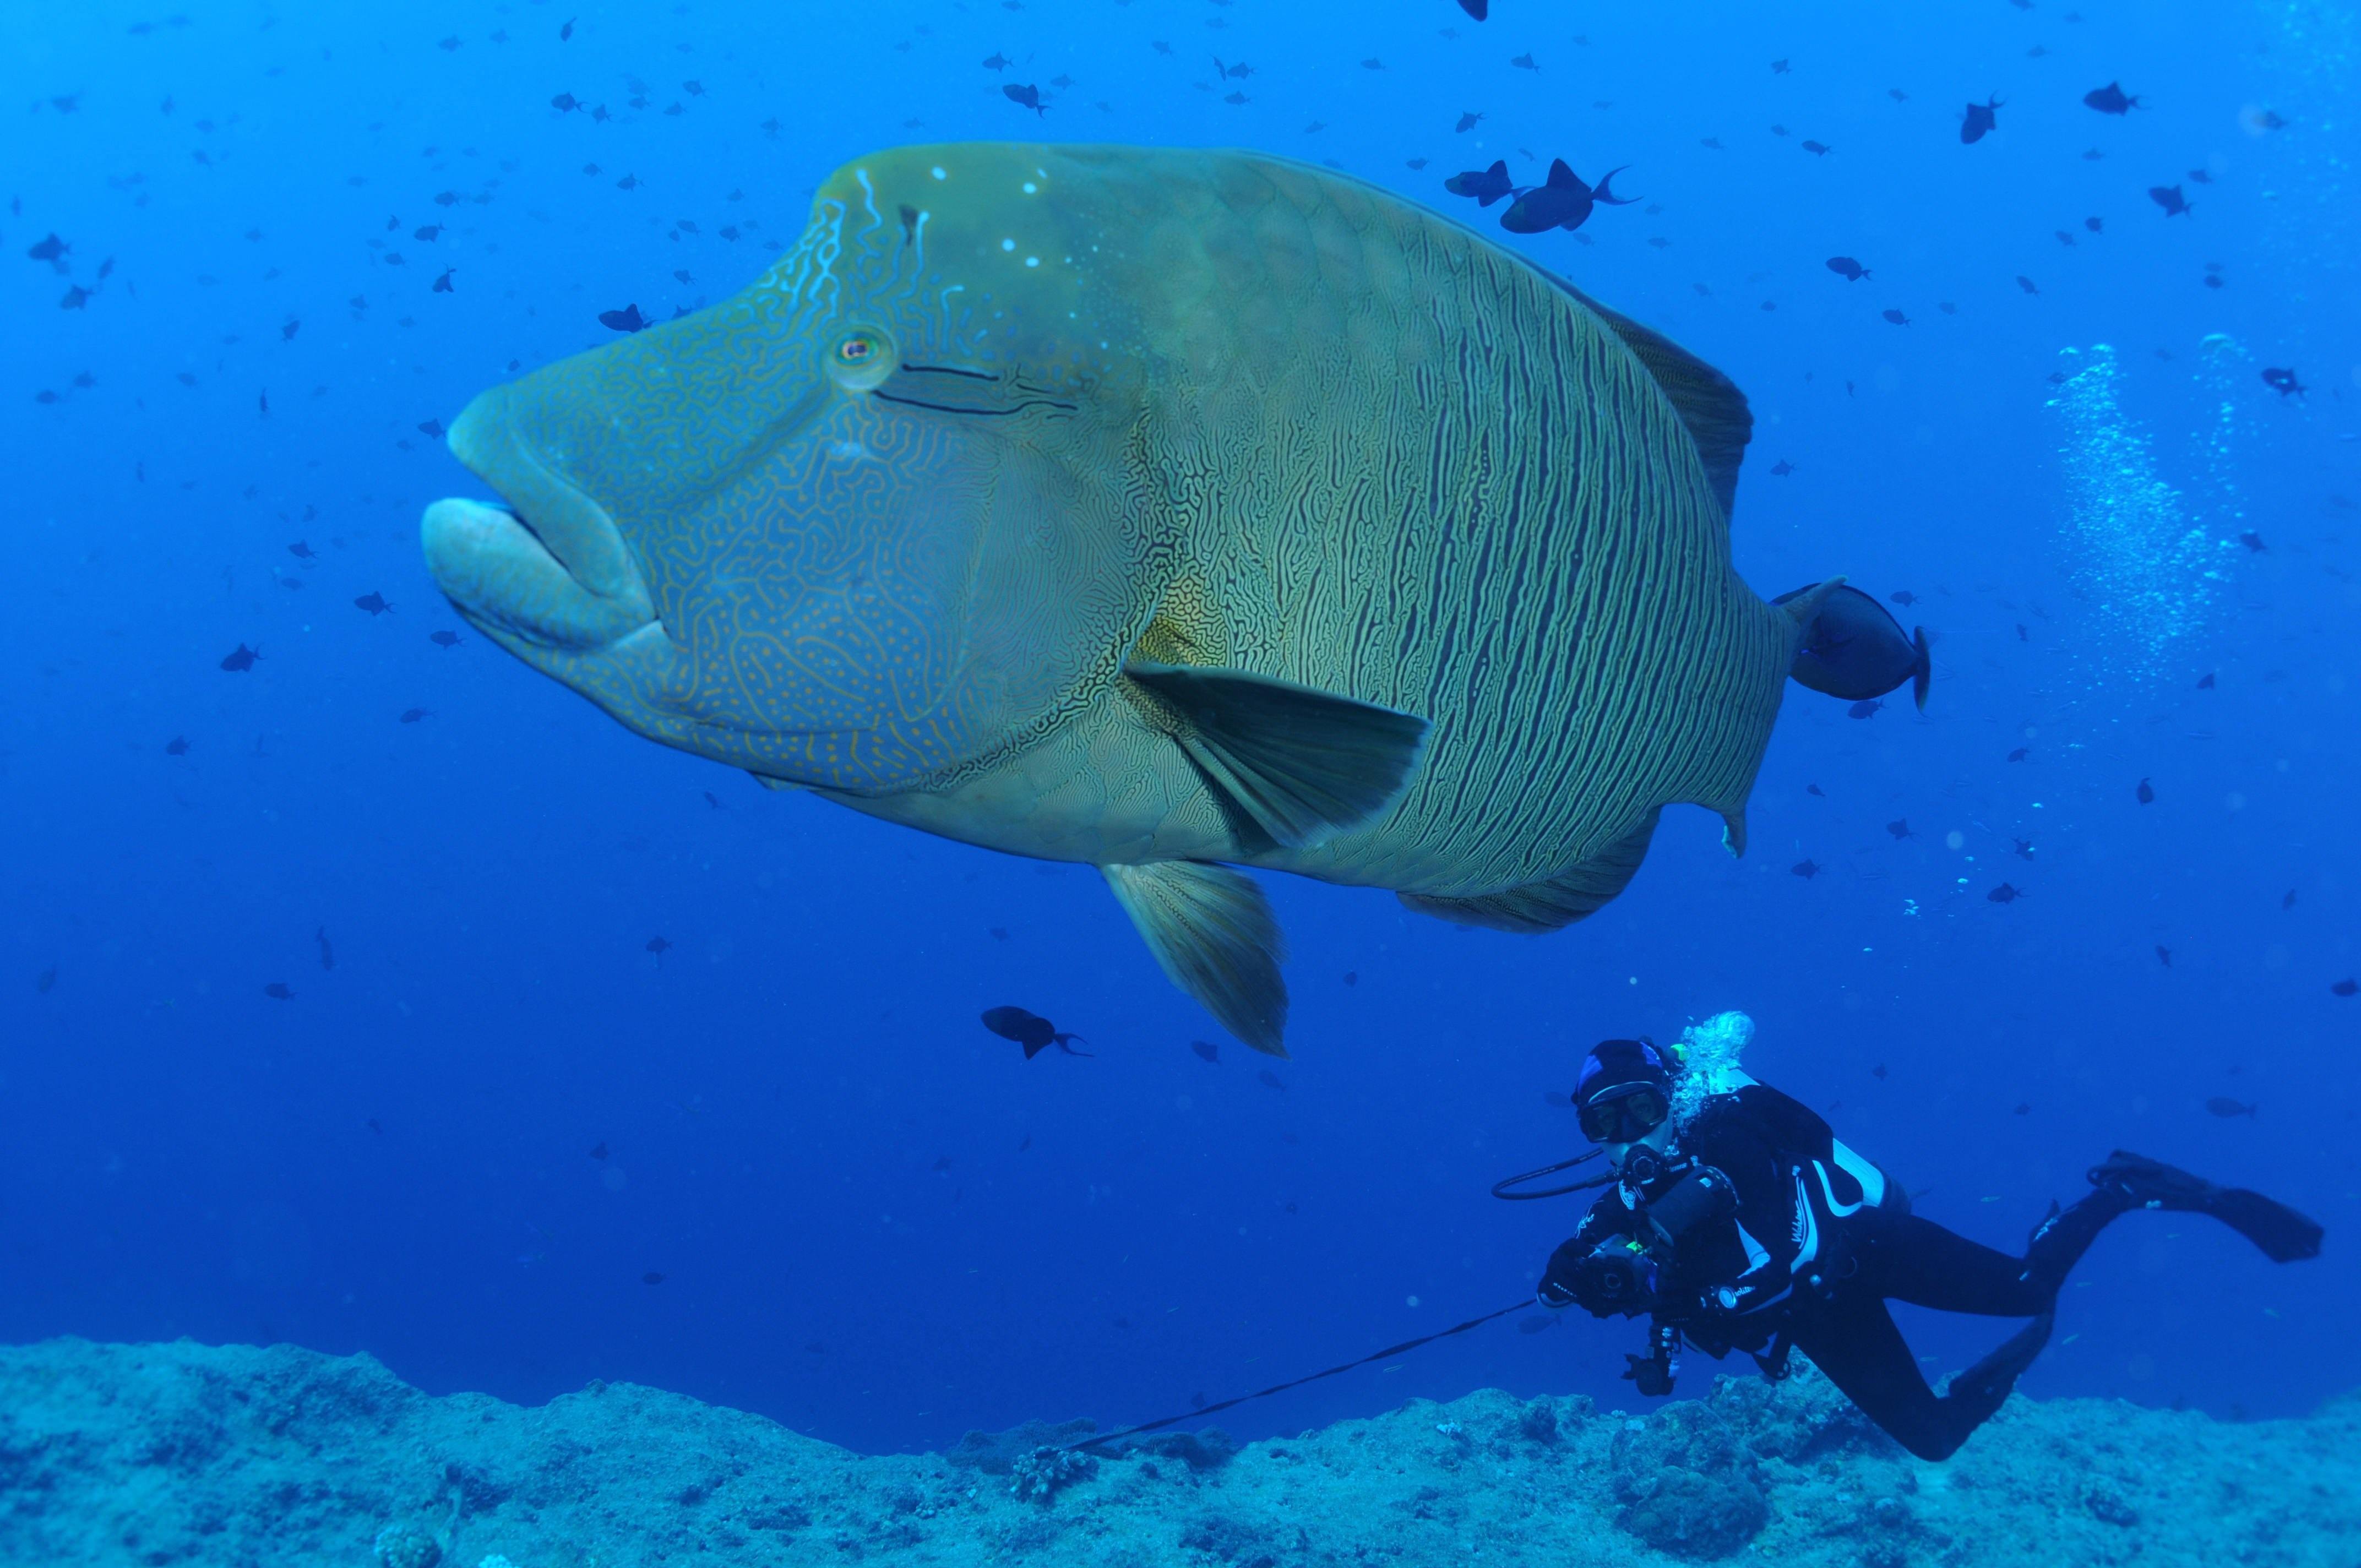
left=1102, top=860, right=1290, bottom=1056
left=1398, top=809, right=1661, bottom=933
left=1124, top=661, right=1429, bottom=850
left=2090, top=1151, right=2324, bottom=1264
left=1539, top=277, right=1754, bottom=518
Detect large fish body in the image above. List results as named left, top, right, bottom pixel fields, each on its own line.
left=422, top=144, right=1832, bottom=1052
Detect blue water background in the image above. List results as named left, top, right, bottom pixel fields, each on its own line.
left=4, top=0, right=2356, bottom=1455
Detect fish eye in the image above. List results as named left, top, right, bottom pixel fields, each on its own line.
left=825, top=327, right=896, bottom=391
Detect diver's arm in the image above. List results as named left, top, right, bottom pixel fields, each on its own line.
left=1688, top=1108, right=1799, bottom=1309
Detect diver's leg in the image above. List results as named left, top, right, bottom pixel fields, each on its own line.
left=1852, top=1211, right=2070, bottom=1316
left=1792, top=1293, right=2050, bottom=1463
left=1788, top=1295, right=1974, bottom=1462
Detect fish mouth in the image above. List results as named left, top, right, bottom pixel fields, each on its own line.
left=420, top=390, right=655, bottom=651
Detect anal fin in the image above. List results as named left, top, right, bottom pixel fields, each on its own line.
left=1102, top=860, right=1290, bottom=1055
left=1123, top=660, right=1428, bottom=850
left=1397, top=809, right=1661, bottom=933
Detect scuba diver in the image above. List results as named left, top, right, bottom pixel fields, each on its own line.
left=1532, top=1037, right=2324, bottom=1461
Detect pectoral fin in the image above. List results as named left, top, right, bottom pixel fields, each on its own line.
left=1397, top=809, right=1661, bottom=933
left=1102, top=860, right=1290, bottom=1055
left=1123, top=661, right=1429, bottom=850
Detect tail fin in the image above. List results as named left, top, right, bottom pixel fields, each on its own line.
left=1592, top=166, right=1639, bottom=205
left=1910, top=626, right=1932, bottom=711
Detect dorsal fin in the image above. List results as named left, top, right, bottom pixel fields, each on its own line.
left=1542, top=272, right=1754, bottom=519
left=1547, top=158, right=1577, bottom=188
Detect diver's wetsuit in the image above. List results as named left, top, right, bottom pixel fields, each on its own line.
left=1542, top=1085, right=2138, bottom=1462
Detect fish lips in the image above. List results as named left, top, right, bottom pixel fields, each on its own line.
left=421, top=390, right=656, bottom=654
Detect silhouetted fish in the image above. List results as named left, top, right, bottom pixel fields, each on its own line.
left=1825, top=256, right=1870, bottom=281
left=646, top=935, right=672, bottom=959
left=1888, top=590, right=1916, bottom=606
left=264, top=982, right=295, bottom=1000
left=2136, top=777, right=2155, bottom=804
left=1791, top=859, right=1820, bottom=879
left=2012, top=838, right=2034, bottom=860
left=2261, top=367, right=2305, bottom=398
left=1499, top=159, right=1633, bottom=233
left=1443, top=159, right=1517, bottom=207
left=220, top=643, right=260, bottom=672
left=1886, top=819, right=1911, bottom=839
left=165, top=736, right=190, bottom=755
left=2206, top=1097, right=2257, bottom=1119
left=2333, top=979, right=2358, bottom=998
left=2083, top=81, right=2140, bottom=115
left=1987, top=883, right=2022, bottom=903
left=1257, top=1068, right=1287, bottom=1090
left=1191, top=1039, right=1220, bottom=1064
left=1510, top=52, right=1538, bottom=71
left=1960, top=97, right=2001, bottom=144
left=316, top=927, right=336, bottom=970
left=430, top=630, right=462, bottom=648
left=982, top=1005, right=1090, bottom=1059
left=598, top=303, right=649, bottom=333
left=982, top=52, right=1010, bottom=70
left=1003, top=83, right=1046, bottom=116
left=1770, top=459, right=1794, bottom=476
left=287, top=540, right=317, bottom=560
left=399, top=707, right=429, bottom=723
left=551, top=92, right=580, bottom=113
left=1882, top=308, right=1910, bottom=325
left=25, top=233, right=68, bottom=263
left=1847, top=699, right=1881, bottom=718
left=2149, top=184, right=2190, bottom=216
left=2155, top=945, right=2172, bottom=968
left=2016, top=275, right=2038, bottom=294
left=1456, top=110, right=1484, bottom=133
left=2006, top=747, right=2029, bottom=762
left=1773, top=584, right=1933, bottom=709
left=353, top=591, right=394, bottom=615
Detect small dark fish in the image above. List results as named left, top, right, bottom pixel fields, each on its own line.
left=1191, top=1039, right=1220, bottom=1064
left=1771, top=58, right=1791, bottom=74
left=2155, top=945, right=2172, bottom=968
left=429, top=630, right=462, bottom=648
left=932, top=1155, right=953, bottom=1172
left=551, top=91, right=580, bottom=113
left=646, top=935, right=672, bottom=959
left=2055, top=230, right=2076, bottom=247
left=982, top=1005, right=1090, bottom=1059
left=2014, top=1103, right=2031, bottom=1117
left=1769, top=459, right=1794, bottom=477
left=1886, top=819, right=1911, bottom=840
left=258, top=390, right=270, bottom=417
left=368, top=1118, right=383, bottom=1134
left=1499, top=159, right=1634, bottom=234
left=2012, top=837, right=2034, bottom=860
left=1872, top=1064, right=1887, bottom=1080
left=2206, top=1097, right=2257, bottom=1119
left=1214, top=57, right=1255, bottom=79
left=2150, top=184, right=2191, bottom=217
left=1003, top=83, right=1046, bottom=116
left=1406, top=157, right=1428, bottom=171
left=281, top=317, right=301, bottom=340
left=2196, top=672, right=2216, bottom=689
left=353, top=591, right=393, bottom=616
left=1362, top=57, right=1386, bottom=70
left=316, top=926, right=336, bottom=970
left=1960, top=96, right=2001, bottom=144
left=1801, top=139, right=1831, bottom=155
left=560, top=17, right=574, bottom=40
left=1825, top=256, right=1870, bottom=281
left=642, top=1272, right=666, bottom=1285
left=2332, top=978, right=2358, bottom=997
left=981, top=52, right=1010, bottom=70
left=598, top=303, right=649, bottom=333
left=2086, top=216, right=2104, bottom=233
left=264, top=982, right=295, bottom=1000
left=1773, top=585, right=1931, bottom=710
left=2237, top=531, right=2267, bottom=553
left=2281, top=889, right=2296, bottom=910
left=287, top=540, right=317, bottom=561
left=166, top=736, right=191, bottom=755
left=2136, top=777, right=2155, bottom=805
left=589, top=1141, right=608, bottom=1159
left=26, top=233, right=69, bottom=263
left=36, top=966, right=58, bottom=994
left=1257, top=1068, right=1287, bottom=1090
left=1342, top=971, right=1357, bottom=986
left=1881, top=308, right=1910, bottom=325
left=2015, top=275, right=2038, bottom=295
left=703, top=791, right=723, bottom=810
left=1791, top=859, right=1820, bottom=880
left=1509, top=52, right=1538, bottom=72
left=432, top=268, right=455, bottom=293
left=2187, top=168, right=2213, bottom=184
left=1444, top=160, right=1517, bottom=207
left=2015, top=623, right=2030, bottom=642
left=2006, top=747, right=2030, bottom=763
left=418, top=418, right=445, bottom=439
left=220, top=643, right=260, bottom=672
left=1456, top=110, right=1484, bottom=133
left=1987, top=883, right=2022, bottom=904
left=2083, top=81, right=2141, bottom=116
left=2261, top=367, right=2306, bottom=398
left=1848, top=699, right=1882, bottom=718
left=398, top=707, right=429, bottom=723
left=1805, top=784, right=1824, bottom=797
left=1888, top=590, right=1916, bottom=606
